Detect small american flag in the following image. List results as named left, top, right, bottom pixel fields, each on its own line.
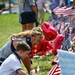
left=46, top=64, right=61, bottom=75
left=53, top=6, right=75, bottom=16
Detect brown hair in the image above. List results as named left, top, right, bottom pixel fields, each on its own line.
left=16, top=41, right=31, bottom=52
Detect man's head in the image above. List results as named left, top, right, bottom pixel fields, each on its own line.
left=16, top=41, right=31, bottom=59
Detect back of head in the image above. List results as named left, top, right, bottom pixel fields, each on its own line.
left=16, top=41, right=31, bottom=52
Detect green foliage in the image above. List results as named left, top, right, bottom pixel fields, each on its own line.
left=0, top=13, right=54, bottom=75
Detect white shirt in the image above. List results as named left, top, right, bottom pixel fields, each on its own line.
left=0, top=54, right=22, bottom=75
left=36, top=0, right=45, bottom=10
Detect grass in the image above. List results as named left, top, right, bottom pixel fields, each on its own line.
left=31, top=55, right=54, bottom=75
left=0, top=13, right=54, bottom=75
left=0, top=14, right=21, bottom=47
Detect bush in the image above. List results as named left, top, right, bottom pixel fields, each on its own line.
left=0, top=4, right=5, bottom=10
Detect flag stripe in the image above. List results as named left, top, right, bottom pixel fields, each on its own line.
left=46, top=65, right=61, bottom=75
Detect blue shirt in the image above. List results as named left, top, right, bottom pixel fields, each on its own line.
left=50, top=0, right=59, bottom=10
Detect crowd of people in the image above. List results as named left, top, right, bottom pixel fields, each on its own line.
left=0, top=0, right=75, bottom=75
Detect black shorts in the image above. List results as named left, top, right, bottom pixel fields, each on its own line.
left=20, top=12, right=37, bottom=24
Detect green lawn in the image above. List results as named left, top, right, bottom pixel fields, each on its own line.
left=0, top=14, right=21, bottom=47
left=0, top=13, right=54, bottom=75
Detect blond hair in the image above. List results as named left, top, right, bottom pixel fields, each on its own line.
left=9, top=27, right=44, bottom=40
left=30, top=27, right=43, bottom=36
left=30, top=27, right=44, bottom=44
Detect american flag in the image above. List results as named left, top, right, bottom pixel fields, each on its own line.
left=46, top=64, right=61, bottom=75
left=46, top=55, right=61, bottom=75
left=53, top=6, right=75, bottom=17
left=53, top=6, right=62, bottom=18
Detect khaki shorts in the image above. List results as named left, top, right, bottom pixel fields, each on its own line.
left=38, top=9, right=44, bottom=20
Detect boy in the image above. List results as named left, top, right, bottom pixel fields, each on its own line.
left=0, top=41, right=31, bottom=75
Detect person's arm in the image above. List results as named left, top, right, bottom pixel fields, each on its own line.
left=42, top=1, right=46, bottom=9
left=30, top=5, right=37, bottom=13
left=73, top=0, right=75, bottom=6
left=17, top=69, right=29, bottom=75
left=22, top=56, right=31, bottom=74
left=30, top=5, right=38, bottom=19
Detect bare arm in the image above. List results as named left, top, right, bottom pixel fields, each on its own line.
left=42, top=2, right=46, bottom=9
left=17, top=69, right=29, bottom=75
left=30, top=5, right=37, bottom=15
left=30, top=5, right=38, bottom=19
